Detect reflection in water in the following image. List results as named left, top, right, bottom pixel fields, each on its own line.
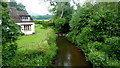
left=67, top=53, right=71, bottom=60
left=54, top=36, right=92, bottom=67
left=64, top=53, right=71, bottom=66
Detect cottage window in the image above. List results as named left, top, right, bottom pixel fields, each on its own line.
left=22, top=17, right=28, bottom=19
left=24, top=25, right=31, bottom=31
left=21, top=16, right=31, bottom=21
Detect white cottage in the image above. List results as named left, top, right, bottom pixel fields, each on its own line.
left=8, top=7, right=35, bottom=35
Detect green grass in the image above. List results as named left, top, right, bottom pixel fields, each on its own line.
left=16, top=25, right=47, bottom=48
left=8, top=24, right=58, bottom=66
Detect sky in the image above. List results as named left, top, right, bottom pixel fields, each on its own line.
left=16, top=0, right=51, bottom=15
left=16, top=0, right=86, bottom=15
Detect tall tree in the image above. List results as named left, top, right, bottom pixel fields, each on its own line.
left=49, top=2, right=73, bottom=32
left=9, top=2, right=26, bottom=11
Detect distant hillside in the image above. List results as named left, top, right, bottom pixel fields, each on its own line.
left=28, top=12, right=40, bottom=16
left=31, top=14, right=53, bottom=20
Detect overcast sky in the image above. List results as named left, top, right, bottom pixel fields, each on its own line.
left=16, top=0, right=51, bottom=15
left=16, top=0, right=86, bottom=15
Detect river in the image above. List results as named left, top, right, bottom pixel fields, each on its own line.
left=53, top=36, right=92, bottom=67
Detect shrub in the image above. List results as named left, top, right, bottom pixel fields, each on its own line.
left=87, top=51, right=106, bottom=66
left=34, top=20, right=42, bottom=24
left=41, top=21, right=50, bottom=28
left=104, top=59, right=120, bottom=66
left=81, top=42, right=102, bottom=54
left=104, top=37, right=120, bottom=59
left=76, top=27, right=94, bottom=46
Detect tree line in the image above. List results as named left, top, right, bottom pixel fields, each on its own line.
left=32, top=14, right=52, bottom=20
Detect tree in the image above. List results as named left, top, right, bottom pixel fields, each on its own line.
left=0, top=28, right=1, bottom=66
left=9, top=2, right=26, bottom=11
left=2, top=2, right=21, bottom=65
left=50, top=2, right=73, bottom=32
left=16, top=3, right=26, bottom=11
left=67, top=2, right=120, bottom=66
left=0, top=2, right=2, bottom=19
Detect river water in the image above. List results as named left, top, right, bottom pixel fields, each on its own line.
left=54, top=36, right=92, bottom=67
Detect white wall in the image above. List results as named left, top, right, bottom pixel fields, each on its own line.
left=16, top=22, right=35, bottom=35
left=0, top=20, right=1, bottom=25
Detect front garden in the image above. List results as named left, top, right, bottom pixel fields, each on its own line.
left=4, top=24, right=58, bottom=66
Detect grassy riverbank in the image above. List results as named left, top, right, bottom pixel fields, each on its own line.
left=6, top=24, right=58, bottom=66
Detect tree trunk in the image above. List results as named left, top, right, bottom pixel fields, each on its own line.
left=60, top=3, right=64, bottom=18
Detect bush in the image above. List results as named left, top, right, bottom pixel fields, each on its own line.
left=87, top=51, right=106, bottom=66
left=41, top=21, right=50, bottom=28
left=104, top=59, right=120, bottom=66
left=89, top=42, right=103, bottom=50
left=76, top=27, right=94, bottom=46
left=104, top=37, right=120, bottom=59
left=34, top=20, right=42, bottom=24
left=34, top=20, right=51, bottom=29
left=81, top=42, right=102, bottom=54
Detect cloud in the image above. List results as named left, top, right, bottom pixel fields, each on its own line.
left=16, top=0, right=51, bottom=15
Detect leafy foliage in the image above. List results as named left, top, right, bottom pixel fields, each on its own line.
left=0, top=24, right=1, bottom=67
left=67, top=2, right=120, bottom=66
left=0, top=3, right=2, bottom=19
left=87, top=51, right=106, bottom=66
left=104, top=37, right=120, bottom=59
left=50, top=2, right=73, bottom=32
left=9, top=2, right=26, bottom=11
left=1, top=2, right=21, bottom=66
